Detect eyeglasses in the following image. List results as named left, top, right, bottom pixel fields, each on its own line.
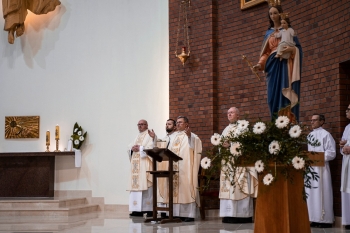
left=137, top=123, right=147, bottom=126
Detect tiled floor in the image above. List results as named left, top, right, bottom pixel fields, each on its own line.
left=0, top=212, right=349, bottom=233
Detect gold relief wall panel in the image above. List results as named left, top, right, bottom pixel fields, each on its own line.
left=5, top=116, right=40, bottom=139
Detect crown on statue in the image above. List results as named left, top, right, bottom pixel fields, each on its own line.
left=266, top=0, right=281, bottom=8
left=279, top=12, right=289, bottom=20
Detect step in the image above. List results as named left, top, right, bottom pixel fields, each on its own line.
left=0, top=197, right=87, bottom=209
left=0, top=212, right=100, bottom=224
left=0, top=212, right=104, bottom=231
left=0, top=204, right=99, bottom=217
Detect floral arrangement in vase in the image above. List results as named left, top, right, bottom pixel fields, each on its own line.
left=70, top=122, right=87, bottom=150
left=201, top=115, right=320, bottom=199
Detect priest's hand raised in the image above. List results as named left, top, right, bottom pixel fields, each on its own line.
left=148, top=129, right=155, bottom=139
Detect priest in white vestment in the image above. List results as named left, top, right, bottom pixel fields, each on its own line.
left=150, top=119, right=177, bottom=217
left=219, top=107, right=258, bottom=224
left=158, top=116, right=202, bottom=222
left=306, top=114, right=336, bottom=228
left=340, top=104, right=350, bottom=230
left=127, top=119, right=154, bottom=217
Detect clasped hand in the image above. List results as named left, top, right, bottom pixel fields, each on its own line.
left=131, top=145, right=140, bottom=152
left=343, top=146, right=350, bottom=155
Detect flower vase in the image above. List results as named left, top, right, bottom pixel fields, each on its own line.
left=73, top=148, right=82, bottom=168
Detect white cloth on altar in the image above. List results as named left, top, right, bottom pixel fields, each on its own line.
left=341, top=124, right=350, bottom=225
left=129, top=187, right=153, bottom=212
left=306, top=127, right=336, bottom=223
left=219, top=123, right=258, bottom=218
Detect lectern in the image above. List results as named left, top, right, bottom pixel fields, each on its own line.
left=254, top=152, right=325, bottom=233
left=144, top=148, right=183, bottom=224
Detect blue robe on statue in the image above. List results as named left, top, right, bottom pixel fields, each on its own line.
left=259, top=27, right=302, bottom=121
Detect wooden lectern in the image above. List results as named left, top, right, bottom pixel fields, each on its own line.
left=254, top=152, right=325, bottom=233
left=144, top=148, right=183, bottom=224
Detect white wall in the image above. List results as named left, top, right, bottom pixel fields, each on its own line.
left=0, top=0, right=169, bottom=204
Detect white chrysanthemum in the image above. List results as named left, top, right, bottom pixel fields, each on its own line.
left=211, top=133, right=221, bottom=146
left=74, top=128, right=78, bottom=132
left=289, top=125, right=302, bottom=138
left=255, top=160, right=265, bottom=173
left=230, top=142, right=242, bottom=156
left=78, top=131, right=82, bottom=136
left=201, top=157, right=211, bottom=169
left=79, top=136, right=84, bottom=141
left=253, top=122, right=266, bottom=134
left=263, top=173, right=274, bottom=185
left=74, top=139, right=80, bottom=145
left=275, top=116, right=290, bottom=129
left=237, top=120, right=249, bottom=131
left=269, top=140, right=280, bottom=155
left=292, top=156, right=305, bottom=169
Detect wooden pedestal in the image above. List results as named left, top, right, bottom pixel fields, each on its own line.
left=254, top=169, right=310, bottom=233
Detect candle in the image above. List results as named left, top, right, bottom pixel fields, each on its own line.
left=46, top=130, right=50, bottom=146
left=55, top=125, right=60, bottom=140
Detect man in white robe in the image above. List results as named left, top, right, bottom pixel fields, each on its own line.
left=306, top=114, right=336, bottom=228
left=340, top=104, right=350, bottom=230
left=127, top=119, right=154, bottom=217
left=219, top=107, right=258, bottom=224
left=158, top=116, right=202, bottom=222
left=175, top=116, right=202, bottom=219
left=149, top=119, right=177, bottom=218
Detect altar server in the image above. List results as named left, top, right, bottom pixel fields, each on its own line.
left=307, top=114, right=336, bottom=228
left=340, top=105, right=350, bottom=230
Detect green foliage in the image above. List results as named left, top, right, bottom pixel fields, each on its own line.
left=70, top=122, right=87, bottom=150
left=202, top=117, right=320, bottom=200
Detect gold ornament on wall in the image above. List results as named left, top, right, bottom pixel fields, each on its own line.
left=5, top=116, right=40, bottom=139
left=175, top=0, right=191, bottom=66
left=241, top=0, right=267, bottom=10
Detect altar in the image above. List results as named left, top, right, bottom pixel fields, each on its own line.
left=0, top=152, right=74, bottom=198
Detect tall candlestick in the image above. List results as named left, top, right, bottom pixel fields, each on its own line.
left=46, top=130, right=50, bottom=146
left=55, top=125, right=60, bottom=140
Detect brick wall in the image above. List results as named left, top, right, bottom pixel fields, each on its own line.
left=169, top=0, right=350, bottom=216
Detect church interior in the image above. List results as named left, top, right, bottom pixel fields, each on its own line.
left=0, top=0, right=349, bottom=232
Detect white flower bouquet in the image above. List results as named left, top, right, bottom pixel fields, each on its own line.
left=70, top=122, right=87, bottom=150
left=201, top=116, right=320, bottom=199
